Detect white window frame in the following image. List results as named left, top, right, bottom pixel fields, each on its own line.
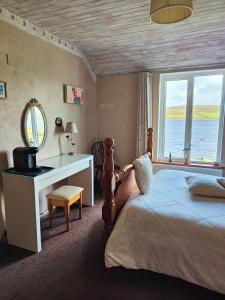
left=158, top=69, right=225, bottom=165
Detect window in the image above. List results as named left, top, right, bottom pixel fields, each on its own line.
left=158, top=70, right=225, bottom=164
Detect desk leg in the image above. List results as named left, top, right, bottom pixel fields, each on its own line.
left=68, top=158, right=94, bottom=206
left=2, top=175, right=41, bottom=252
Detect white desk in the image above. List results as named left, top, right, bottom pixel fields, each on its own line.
left=2, top=154, right=94, bottom=252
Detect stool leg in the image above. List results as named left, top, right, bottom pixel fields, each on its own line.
left=64, top=204, right=70, bottom=231
left=48, top=200, right=53, bottom=227
left=79, top=192, right=82, bottom=219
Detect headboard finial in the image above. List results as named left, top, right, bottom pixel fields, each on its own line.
left=102, top=137, right=116, bottom=243
left=104, top=137, right=114, bottom=148
left=103, top=138, right=115, bottom=174
left=147, top=128, right=153, bottom=158
left=148, top=128, right=153, bottom=135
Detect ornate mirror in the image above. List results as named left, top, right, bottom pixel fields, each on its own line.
left=22, top=98, right=47, bottom=149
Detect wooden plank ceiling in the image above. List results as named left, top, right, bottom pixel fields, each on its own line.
left=1, top=0, right=225, bottom=75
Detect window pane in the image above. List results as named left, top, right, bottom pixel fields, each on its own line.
left=26, top=111, right=34, bottom=145
left=191, top=75, right=223, bottom=163
left=164, top=80, right=188, bottom=159
left=34, top=107, right=45, bottom=146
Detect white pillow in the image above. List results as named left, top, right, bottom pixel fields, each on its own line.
left=133, top=154, right=153, bottom=195
left=185, top=176, right=225, bottom=198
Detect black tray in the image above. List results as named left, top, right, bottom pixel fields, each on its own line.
left=4, top=166, right=54, bottom=177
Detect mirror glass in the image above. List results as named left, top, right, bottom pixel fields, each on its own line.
left=23, top=99, right=47, bottom=148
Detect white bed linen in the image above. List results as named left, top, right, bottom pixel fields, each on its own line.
left=105, top=170, right=225, bottom=294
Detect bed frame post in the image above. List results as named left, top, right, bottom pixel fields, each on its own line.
left=147, top=128, right=153, bottom=158
left=102, top=128, right=153, bottom=245
left=102, top=138, right=116, bottom=243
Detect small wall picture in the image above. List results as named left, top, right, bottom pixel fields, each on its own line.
left=0, top=81, right=7, bottom=100
left=64, top=84, right=84, bottom=105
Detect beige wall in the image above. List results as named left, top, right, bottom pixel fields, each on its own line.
left=0, top=20, right=97, bottom=237
left=97, top=74, right=138, bottom=167
left=97, top=73, right=160, bottom=166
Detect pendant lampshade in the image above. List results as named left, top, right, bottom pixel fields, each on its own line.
left=150, top=0, right=193, bottom=24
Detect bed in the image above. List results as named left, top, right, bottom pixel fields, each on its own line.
left=102, top=129, right=225, bottom=294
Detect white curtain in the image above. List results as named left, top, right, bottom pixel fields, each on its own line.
left=136, top=72, right=152, bottom=157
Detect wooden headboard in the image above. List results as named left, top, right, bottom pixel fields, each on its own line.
left=102, top=128, right=153, bottom=243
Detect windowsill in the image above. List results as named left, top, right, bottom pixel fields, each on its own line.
left=153, top=160, right=225, bottom=170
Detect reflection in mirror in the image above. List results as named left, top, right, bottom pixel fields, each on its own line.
left=23, top=98, right=47, bottom=149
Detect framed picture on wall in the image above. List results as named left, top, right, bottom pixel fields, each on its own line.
left=0, top=81, right=7, bottom=100
left=64, top=84, right=84, bottom=105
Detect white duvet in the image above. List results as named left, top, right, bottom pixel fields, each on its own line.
left=105, top=170, right=225, bottom=294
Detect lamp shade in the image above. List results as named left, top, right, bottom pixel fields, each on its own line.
left=65, top=122, right=78, bottom=134
left=150, top=0, right=193, bottom=24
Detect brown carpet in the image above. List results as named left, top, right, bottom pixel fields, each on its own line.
left=0, top=197, right=224, bottom=300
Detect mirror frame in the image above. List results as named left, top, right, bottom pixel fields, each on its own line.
left=22, top=98, right=47, bottom=149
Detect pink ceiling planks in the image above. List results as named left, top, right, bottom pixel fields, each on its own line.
left=1, top=0, right=225, bottom=75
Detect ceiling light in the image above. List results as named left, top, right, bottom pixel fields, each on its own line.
left=150, top=0, right=193, bottom=24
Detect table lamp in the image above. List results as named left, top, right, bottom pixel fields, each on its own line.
left=65, top=121, right=78, bottom=155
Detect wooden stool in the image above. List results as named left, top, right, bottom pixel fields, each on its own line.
left=47, top=185, right=84, bottom=231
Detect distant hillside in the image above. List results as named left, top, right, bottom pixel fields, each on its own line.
left=166, top=105, right=220, bottom=120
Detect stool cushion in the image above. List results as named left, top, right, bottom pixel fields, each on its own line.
left=47, top=185, right=84, bottom=201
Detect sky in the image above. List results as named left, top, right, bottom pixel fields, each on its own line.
left=166, top=74, right=223, bottom=107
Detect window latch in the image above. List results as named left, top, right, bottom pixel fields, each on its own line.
left=183, top=144, right=191, bottom=152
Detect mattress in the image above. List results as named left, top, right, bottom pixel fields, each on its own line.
left=105, top=170, right=225, bottom=294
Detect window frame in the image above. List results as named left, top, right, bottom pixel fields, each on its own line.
left=158, top=69, right=225, bottom=165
